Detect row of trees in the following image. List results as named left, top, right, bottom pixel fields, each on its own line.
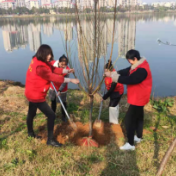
left=0, top=5, right=176, bottom=15
left=0, top=7, right=77, bottom=15
left=0, top=7, right=50, bottom=15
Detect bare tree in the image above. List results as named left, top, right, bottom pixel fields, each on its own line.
left=63, top=0, right=118, bottom=144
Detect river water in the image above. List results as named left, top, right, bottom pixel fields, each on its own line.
left=0, top=14, right=176, bottom=97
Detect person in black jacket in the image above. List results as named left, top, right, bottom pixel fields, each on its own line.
left=104, top=50, right=152, bottom=151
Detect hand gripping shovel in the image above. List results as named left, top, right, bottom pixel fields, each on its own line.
left=51, top=82, right=77, bottom=130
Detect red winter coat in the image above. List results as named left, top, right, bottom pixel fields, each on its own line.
left=127, top=59, right=152, bottom=106
left=105, top=70, right=124, bottom=95
left=50, top=60, right=70, bottom=92
left=25, top=57, right=64, bottom=102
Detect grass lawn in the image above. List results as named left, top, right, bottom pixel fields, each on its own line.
left=0, top=81, right=176, bottom=176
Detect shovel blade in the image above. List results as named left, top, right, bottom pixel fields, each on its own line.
left=93, top=120, right=102, bottom=128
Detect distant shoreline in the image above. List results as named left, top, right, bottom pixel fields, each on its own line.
left=0, top=10, right=176, bottom=18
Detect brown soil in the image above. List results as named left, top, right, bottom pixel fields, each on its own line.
left=38, top=121, right=125, bottom=147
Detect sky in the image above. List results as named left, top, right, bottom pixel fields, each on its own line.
left=49, top=0, right=176, bottom=4
left=143, top=0, right=176, bottom=3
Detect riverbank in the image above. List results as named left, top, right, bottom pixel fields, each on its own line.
left=0, top=10, right=176, bottom=19
left=0, top=80, right=176, bottom=175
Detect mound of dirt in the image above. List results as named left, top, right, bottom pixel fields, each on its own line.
left=38, top=121, right=124, bottom=147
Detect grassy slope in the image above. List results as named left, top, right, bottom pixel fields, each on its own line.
left=0, top=81, right=176, bottom=176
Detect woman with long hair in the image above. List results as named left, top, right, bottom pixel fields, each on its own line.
left=25, top=45, right=79, bottom=147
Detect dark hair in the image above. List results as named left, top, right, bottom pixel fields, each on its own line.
left=126, top=49, right=141, bottom=61
left=104, top=60, right=114, bottom=71
left=34, top=44, right=54, bottom=62
left=59, top=54, right=68, bottom=65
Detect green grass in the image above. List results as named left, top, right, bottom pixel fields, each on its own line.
left=0, top=85, right=176, bottom=176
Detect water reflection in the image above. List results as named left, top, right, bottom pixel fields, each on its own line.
left=43, top=23, right=54, bottom=37
left=0, top=14, right=176, bottom=96
left=1, top=14, right=176, bottom=56
left=118, top=18, right=136, bottom=58
left=2, top=23, right=41, bottom=52
left=2, top=24, right=28, bottom=52
left=28, top=23, right=42, bottom=52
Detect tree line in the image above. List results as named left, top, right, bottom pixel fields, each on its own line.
left=0, top=5, right=176, bottom=15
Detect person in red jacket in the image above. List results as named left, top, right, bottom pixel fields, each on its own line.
left=49, top=55, right=70, bottom=122
left=104, top=50, right=152, bottom=150
left=102, top=60, right=124, bottom=124
left=25, top=44, right=79, bottom=147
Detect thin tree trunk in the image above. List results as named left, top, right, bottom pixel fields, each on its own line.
left=89, top=96, right=94, bottom=137
left=156, top=138, right=176, bottom=176
left=109, top=0, right=117, bottom=63
left=91, top=1, right=97, bottom=84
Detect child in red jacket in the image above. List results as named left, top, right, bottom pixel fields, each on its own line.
left=102, top=61, right=124, bottom=124
left=49, top=55, right=70, bottom=122
left=25, top=45, right=79, bottom=147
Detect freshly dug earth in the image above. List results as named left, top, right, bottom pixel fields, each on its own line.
left=39, top=121, right=125, bottom=147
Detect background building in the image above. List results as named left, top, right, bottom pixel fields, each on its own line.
left=0, top=0, right=15, bottom=10
left=16, top=0, right=26, bottom=7
left=41, top=0, right=52, bottom=8
left=26, top=0, right=39, bottom=10
left=53, top=0, right=72, bottom=8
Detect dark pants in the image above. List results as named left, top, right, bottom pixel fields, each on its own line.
left=125, top=105, right=144, bottom=146
left=51, top=97, right=57, bottom=113
left=27, top=101, right=56, bottom=140
left=109, top=94, right=123, bottom=107
left=51, top=97, right=67, bottom=120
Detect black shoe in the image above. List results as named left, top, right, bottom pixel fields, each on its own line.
left=28, top=132, right=42, bottom=139
left=47, top=139, right=63, bottom=147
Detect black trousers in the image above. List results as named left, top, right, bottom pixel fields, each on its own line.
left=51, top=96, right=67, bottom=118
left=51, top=96, right=57, bottom=113
left=125, top=105, right=144, bottom=146
left=27, top=101, right=56, bottom=139
left=109, top=94, right=123, bottom=107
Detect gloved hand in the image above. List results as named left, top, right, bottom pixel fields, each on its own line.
left=111, top=72, right=120, bottom=83
left=70, top=79, right=79, bottom=84
left=57, top=91, right=61, bottom=96
left=63, top=68, right=75, bottom=74
left=68, top=69, right=75, bottom=74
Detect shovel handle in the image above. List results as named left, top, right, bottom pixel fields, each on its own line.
left=51, top=82, right=71, bottom=121
left=97, top=86, right=106, bottom=121
left=98, top=101, right=103, bottom=120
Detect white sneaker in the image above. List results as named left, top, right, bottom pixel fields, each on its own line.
left=134, top=135, right=142, bottom=143
left=120, top=142, right=135, bottom=151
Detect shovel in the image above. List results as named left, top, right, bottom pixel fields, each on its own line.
left=93, top=88, right=106, bottom=128
left=51, top=82, right=77, bottom=130
left=94, top=100, right=103, bottom=128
